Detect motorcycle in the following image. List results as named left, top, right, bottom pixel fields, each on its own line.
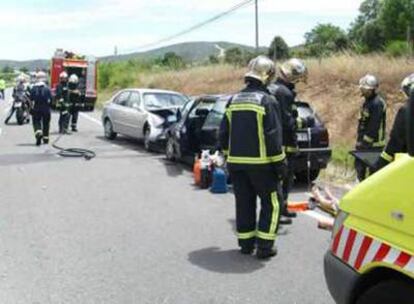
left=5, top=95, right=31, bottom=125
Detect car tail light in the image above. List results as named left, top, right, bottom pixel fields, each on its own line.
left=320, top=129, right=330, bottom=145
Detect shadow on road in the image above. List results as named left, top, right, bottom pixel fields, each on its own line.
left=0, top=153, right=61, bottom=167
left=188, top=247, right=265, bottom=274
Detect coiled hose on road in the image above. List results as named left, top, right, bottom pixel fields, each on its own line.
left=52, top=134, right=96, bottom=160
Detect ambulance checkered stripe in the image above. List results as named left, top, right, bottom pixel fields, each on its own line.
left=331, top=226, right=414, bottom=275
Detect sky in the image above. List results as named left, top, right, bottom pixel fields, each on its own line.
left=1, top=0, right=363, bottom=60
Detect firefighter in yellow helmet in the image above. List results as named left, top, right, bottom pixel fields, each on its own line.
left=219, top=55, right=285, bottom=259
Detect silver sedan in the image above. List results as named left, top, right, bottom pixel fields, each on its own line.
left=102, top=88, right=188, bottom=150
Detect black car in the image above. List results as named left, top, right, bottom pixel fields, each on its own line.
left=165, top=96, right=331, bottom=181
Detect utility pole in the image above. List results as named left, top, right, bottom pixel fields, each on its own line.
left=408, top=25, right=413, bottom=58
left=255, top=0, right=259, bottom=53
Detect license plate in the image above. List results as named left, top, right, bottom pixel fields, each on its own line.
left=297, top=133, right=308, bottom=142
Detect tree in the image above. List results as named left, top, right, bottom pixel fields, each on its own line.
left=379, top=0, right=414, bottom=42
left=224, top=47, right=244, bottom=66
left=209, top=55, right=219, bottom=64
left=161, top=52, right=185, bottom=69
left=268, top=36, right=290, bottom=60
left=20, top=67, right=29, bottom=73
left=349, top=0, right=383, bottom=42
left=305, top=23, right=348, bottom=56
left=1, top=65, right=13, bottom=74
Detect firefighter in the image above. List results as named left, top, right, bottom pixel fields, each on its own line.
left=0, top=78, right=5, bottom=99
left=268, top=58, right=312, bottom=224
left=375, top=73, right=414, bottom=170
left=68, top=74, right=81, bottom=132
left=355, top=74, right=386, bottom=181
left=5, top=75, right=30, bottom=124
left=30, top=71, right=52, bottom=146
left=56, top=71, right=70, bottom=134
left=219, top=55, right=285, bottom=259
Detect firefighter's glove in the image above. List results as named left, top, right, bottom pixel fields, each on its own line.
left=274, top=158, right=288, bottom=180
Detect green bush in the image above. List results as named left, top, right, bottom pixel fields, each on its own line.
left=385, top=40, right=410, bottom=57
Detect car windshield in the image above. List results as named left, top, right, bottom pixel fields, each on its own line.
left=297, top=105, right=321, bottom=124
left=143, top=93, right=187, bottom=109
left=202, top=98, right=228, bottom=128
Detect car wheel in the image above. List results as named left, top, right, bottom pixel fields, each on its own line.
left=165, top=136, right=176, bottom=161
left=144, top=127, right=152, bottom=152
left=295, top=169, right=320, bottom=183
left=356, top=279, right=414, bottom=304
left=104, top=119, right=117, bottom=140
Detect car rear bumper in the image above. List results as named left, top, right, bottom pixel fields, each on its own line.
left=324, top=251, right=359, bottom=304
left=293, top=147, right=332, bottom=172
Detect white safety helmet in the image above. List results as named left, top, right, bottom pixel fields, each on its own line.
left=280, top=58, right=308, bottom=83
left=401, top=73, right=414, bottom=97
left=245, top=55, right=276, bottom=85
left=59, top=71, right=68, bottom=80
left=68, top=74, right=79, bottom=84
left=16, top=74, right=26, bottom=84
left=359, top=74, right=379, bottom=91
left=36, top=71, right=47, bottom=83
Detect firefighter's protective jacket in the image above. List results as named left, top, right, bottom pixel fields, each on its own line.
left=268, top=78, right=306, bottom=152
left=379, top=101, right=407, bottom=165
left=219, top=78, right=285, bottom=171
left=30, top=82, right=52, bottom=113
left=357, top=94, right=386, bottom=148
left=55, top=81, right=69, bottom=109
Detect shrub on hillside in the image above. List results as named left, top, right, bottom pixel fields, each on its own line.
left=385, top=40, right=410, bottom=57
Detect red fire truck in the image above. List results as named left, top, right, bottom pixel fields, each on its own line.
left=50, top=49, right=98, bottom=111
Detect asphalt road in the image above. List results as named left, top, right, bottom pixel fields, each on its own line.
left=0, top=91, right=335, bottom=304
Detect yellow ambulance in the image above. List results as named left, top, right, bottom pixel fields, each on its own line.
left=324, top=97, right=414, bottom=304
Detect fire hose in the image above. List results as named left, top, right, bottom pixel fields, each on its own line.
left=52, top=134, right=96, bottom=160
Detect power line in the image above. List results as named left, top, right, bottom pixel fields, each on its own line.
left=121, top=0, right=255, bottom=54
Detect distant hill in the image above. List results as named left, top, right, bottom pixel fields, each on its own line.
left=0, top=41, right=268, bottom=70
left=101, top=41, right=268, bottom=63
left=0, top=59, right=49, bottom=71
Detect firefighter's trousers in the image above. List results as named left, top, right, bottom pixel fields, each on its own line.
left=230, top=168, right=282, bottom=249
left=70, top=107, right=79, bottom=130
left=32, top=111, right=51, bottom=141
left=354, top=147, right=383, bottom=181
left=59, top=109, right=70, bottom=133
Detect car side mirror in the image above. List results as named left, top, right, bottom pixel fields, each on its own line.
left=408, top=88, right=414, bottom=157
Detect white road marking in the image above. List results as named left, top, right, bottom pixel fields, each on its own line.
left=80, top=113, right=102, bottom=126
left=302, top=210, right=332, bottom=222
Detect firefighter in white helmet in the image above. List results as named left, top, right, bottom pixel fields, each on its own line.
left=355, top=74, right=386, bottom=181
left=268, top=58, right=313, bottom=224
left=56, top=71, right=70, bottom=134
left=219, top=55, right=285, bottom=259
left=30, top=71, right=52, bottom=145
left=68, top=74, right=81, bottom=132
